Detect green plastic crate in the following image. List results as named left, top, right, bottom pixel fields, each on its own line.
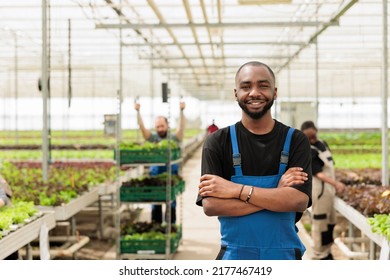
left=114, top=148, right=181, bottom=164
left=120, top=180, right=185, bottom=202
left=120, top=226, right=182, bottom=254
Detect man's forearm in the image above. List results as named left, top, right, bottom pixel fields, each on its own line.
left=175, top=110, right=185, bottom=141
left=202, top=197, right=262, bottom=217
left=136, top=111, right=151, bottom=140
left=242, top=186, right=309, bottom=213
left=315, top=172, right=338, bottom=187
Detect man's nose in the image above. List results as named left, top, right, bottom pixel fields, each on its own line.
left=248, top=87, right=262, bottom=97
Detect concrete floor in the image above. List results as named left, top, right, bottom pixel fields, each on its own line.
left=173, top=146, right=220, bottom=260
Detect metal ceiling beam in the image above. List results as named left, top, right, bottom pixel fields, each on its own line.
left=152, top=65, right=272, bottom=69
left=277, top=0, right=358, bottom=72
left=217, top=0, right=226, bottom=70
left=146, top=0, right=200, bottom=85
left=163, top=71, right=236, bottom=76
left=182, top=0, right=210, bottom=80
left=96, top=20, right=338, bottom=29
left=122, top=41, right=305, bottom=47
left=200, top=0, right=216, bottom=58
left=143, top=55, right=291, bottom=60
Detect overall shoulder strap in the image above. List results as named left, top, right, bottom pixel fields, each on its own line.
left=278, top=127, right=295, bottom=175
left=229, top=124, right=243, bottom=176
left=310, top=144, right=321, bottom=153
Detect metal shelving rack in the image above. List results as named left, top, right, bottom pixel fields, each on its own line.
left=115, top=158, right=183, bottom=260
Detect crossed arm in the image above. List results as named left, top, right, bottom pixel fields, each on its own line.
left=199, top=167, right=309, bottom=217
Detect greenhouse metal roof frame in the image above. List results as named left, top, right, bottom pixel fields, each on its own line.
left=0, top=0, right=389, bottom=184
left=1, top=0, right=380, bottom=100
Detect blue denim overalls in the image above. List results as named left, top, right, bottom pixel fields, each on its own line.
left=217, top=125, right=306, bottom=260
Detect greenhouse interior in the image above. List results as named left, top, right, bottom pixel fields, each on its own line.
left=0, top=0, right=390, bottom=261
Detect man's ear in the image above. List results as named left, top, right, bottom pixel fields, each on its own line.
left=234, top=89, right=237, bottom=101
left=273, top=87, right=278, bottom=100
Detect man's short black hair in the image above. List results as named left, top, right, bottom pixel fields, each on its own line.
left=235, top=61, right=276, bottom=85
left=300, top=120, right=317, bottom=131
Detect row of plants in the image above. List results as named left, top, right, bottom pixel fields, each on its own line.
left=319, top=130, right=387, bottom=169
left=120, top=173, right=185, bottom=202
left=336, top=168, right=390, bottom=217
left=0, top=150, right=112, bottom=161
left=121, top=221, right=179, bottom=238
left=0, top=129, right=202, bottom=161
left=0, top=129, right=202, bottom=146
left=0, top=140, right=182, bottom=161
left=0, top=161, right=116, bottom=206
left=120, top=221, right=181, bottom=254
left=336, top=168, right=390, bottom=242
left=368, top=214, right=390, bottom=241
left=0, top=201, right=39, bottom=240
left=321, top=131, right=386, bottom=146
left=119, top=139, right=179, bottom=150
left=121, top=173, right=183, bottom=188
left=117, top=140, right=181, bottom=164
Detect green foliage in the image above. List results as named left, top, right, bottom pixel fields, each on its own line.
left=121, top=221, right=178, bottom=240
left=0, top=150, right=112, bottom=161
left=0, top=161, right=117, bottom=206
left=334, top=153, right=388, bottom=169
left=368, top=214, right=390, bottom=241
left=0, top=215, right=12, bottom=231
left=0, top=129, right=202, bottom=146
left=121, top=173, right=183, bottom=188
left=320, top=131, right=384, bottom=146
left=119, top=140, right=178, bottom=151
left=0, top=128, right=203, bottom=161
left=0, top=201, right=38, bottom=232
left=122, top=231, right=176, bottom=241
left=39, top=193, right=58, bottom=206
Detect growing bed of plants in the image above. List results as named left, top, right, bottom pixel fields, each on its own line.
left=0, top=201, right=40, bottom=240
left=0, top=161, right=116, bottom=206
left=0, top=129, right=202, bottom=161
left=312, top=131, right=390, bottom=242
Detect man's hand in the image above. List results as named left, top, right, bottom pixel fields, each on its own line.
left=334, top=181, right=346, bottom=194
left=134, top=102, right=140, bottom=111
left=198, top=174, right=240, bottom=199
left=180, top=101, right=185, bottom=111
left=277, top=167, right=308, bottom=188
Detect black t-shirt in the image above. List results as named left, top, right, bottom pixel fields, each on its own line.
left=196, top=120, right=312, bottom=221
left=311, top=140, right=333, bottom=175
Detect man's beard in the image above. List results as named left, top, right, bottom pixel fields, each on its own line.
left=238, top=98, right=274, bottom=120
left=157, top=131, right=168, bottom=138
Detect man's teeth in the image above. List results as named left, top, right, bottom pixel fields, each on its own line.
left=248, top=100, right=265, bottom=104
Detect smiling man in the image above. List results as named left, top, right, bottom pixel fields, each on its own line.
left=196, top=61, right=312, bottom=260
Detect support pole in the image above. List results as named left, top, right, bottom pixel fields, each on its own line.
left=381, top=0, right=389, bottom=187
left=13, top=32, right=18, bottom=144
left=41, top=0, right=49, bottom=182
left=314, top=38, right=319, bottom=125
left=164, top=82, right=172, bottom=260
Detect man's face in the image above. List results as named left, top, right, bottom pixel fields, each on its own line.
left=303, top=127, right=318, bottom=144
left=155, top=117, right=168, bottom=138
left=234, top=65, right=277, bottom=120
